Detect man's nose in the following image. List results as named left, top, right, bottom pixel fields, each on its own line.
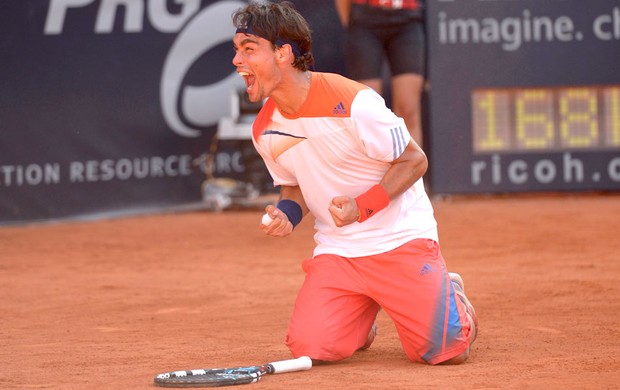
left=232, top=51, right=242, bottom=66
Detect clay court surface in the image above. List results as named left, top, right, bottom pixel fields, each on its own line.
left=1, top=193, right=619, bottom=389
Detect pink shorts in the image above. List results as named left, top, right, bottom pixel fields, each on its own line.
left=285, top=239, right=474, bottom=364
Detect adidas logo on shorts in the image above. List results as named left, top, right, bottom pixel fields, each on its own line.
left=419, top=263, right=435, bottom=275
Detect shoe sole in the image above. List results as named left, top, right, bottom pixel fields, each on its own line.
left=449, top=272, right=478, bottom=343
left=359, top=321, right=377, bottom=351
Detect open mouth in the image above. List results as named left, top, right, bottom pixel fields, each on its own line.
left=238, top=71, right=256, bottom=93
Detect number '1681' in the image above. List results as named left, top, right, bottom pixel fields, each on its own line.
left=472, top=86, right=620, bottom=153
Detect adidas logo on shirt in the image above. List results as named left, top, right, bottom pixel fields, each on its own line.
left=332, top=101, right=347, bottom=115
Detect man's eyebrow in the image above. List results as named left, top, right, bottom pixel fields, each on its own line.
left=235, top=36, right=260, bottom=48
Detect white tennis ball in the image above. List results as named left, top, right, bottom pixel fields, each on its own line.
left=261, top=213, right=274, bottom=225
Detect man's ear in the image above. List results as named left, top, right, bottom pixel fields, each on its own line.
left=275, top=44, right=294, bottom=65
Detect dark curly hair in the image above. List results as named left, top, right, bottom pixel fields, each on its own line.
left=232, top=1, right=315, bottom=71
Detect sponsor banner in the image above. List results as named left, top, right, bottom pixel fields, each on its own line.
left=427, top=0, right=620, bottom=193
left=0, top=0, right=345, bottom=224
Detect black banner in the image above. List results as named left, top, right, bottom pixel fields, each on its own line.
left=0, top=0, right=345, bottom=224
left=427, top=0, right=620, bottom=194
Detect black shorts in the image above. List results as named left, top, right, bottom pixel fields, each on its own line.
left=344, top=4, right=426, bottom=79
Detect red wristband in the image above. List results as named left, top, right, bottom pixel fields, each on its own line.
left=355, top=184, right=390, bottom=222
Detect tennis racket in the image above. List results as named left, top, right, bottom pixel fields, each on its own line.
left=153, top=356, right=312, bottom=388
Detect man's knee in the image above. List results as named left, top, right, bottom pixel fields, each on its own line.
left=286, top=331, right=356, bottom=362
left=437, top=347, right=470, bottom=365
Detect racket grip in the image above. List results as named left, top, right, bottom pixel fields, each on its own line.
left=268, top=356, right=312, bottom=374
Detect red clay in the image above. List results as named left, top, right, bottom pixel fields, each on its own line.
left=1, top=193, right=619, bottom=389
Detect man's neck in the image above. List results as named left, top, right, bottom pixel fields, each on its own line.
left=273, top=71, right=312, bottom=115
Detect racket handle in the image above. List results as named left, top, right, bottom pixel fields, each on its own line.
left=268, top=356, right=312, bottom=374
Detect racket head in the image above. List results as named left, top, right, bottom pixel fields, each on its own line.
left=154, top=365, right=267, bottom=388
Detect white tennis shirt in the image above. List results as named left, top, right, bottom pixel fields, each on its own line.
left=252, top=72, right=438, bottom=258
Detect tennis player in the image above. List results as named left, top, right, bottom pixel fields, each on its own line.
left=231, top=1, right=477, bottom=365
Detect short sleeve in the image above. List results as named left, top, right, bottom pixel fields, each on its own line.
left=350, top=89, right=411, bottom=162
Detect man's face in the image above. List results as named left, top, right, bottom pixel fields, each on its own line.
left=232, top=33, right=280, bottom=103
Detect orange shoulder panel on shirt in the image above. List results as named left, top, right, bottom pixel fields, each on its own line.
left=301, top=72, right=369, bottom=118
left=252, top=73, right=368, bottom=140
